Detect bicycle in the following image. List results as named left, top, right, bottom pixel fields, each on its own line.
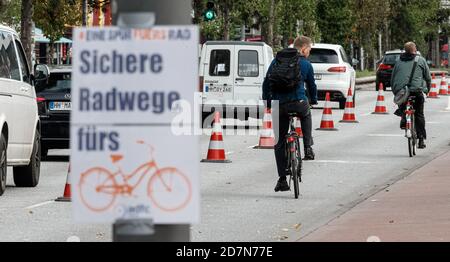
left=405, top=96, right=417, bottom=157
left=78, top=140, right=192, bottom=213
left=285, top=113, right=303, bottom=199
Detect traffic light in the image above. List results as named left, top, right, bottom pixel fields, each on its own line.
left=203, top=2, right=216, bottom=22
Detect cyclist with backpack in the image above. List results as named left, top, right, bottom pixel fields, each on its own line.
left=262, top=36, right=318, bottom=192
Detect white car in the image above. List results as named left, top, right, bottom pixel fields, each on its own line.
left=0, top=25, right=43, bottom=196
left=310, top=43, right=356, bottom=109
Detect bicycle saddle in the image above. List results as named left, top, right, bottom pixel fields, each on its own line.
left=110, top=154, right=124, bottom=163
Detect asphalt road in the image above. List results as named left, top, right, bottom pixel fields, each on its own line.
left=1, top=83, right=450, bottom=242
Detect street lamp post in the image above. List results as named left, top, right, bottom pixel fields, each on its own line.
left=110, top=0, right=192, bottom=242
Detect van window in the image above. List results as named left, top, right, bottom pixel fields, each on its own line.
left=209, top=49, right=230, bottom=76
left=309, top=48, right=339, bottom=64
left=0, top=32, right=21, bottom=81
left=15, top=40, right=30, bottom=83
left=238, top=50, right=259, bottom=77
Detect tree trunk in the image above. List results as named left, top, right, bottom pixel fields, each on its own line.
left=267, top=0, right=275, bottom=47
left=20, top=0, right=33, bottom=69
left=192, top=0, right=204, bottom=24
left=82, top=0, right=87, bottom=26
left=223, top=4, right=230, bottom=40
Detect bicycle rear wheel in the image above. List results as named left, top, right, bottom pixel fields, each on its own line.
left=290, top=139, right=300, bottom=199
left=408, top=137, right=414, bottom=158
left=412, top=114, right=417, bottom=156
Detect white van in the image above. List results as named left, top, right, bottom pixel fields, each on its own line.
left=0, top=25, right=44, bottom=196
left=199, top=41, right=273, bottom=122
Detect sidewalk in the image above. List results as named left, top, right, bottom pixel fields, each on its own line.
left=301, top=149, right=450, bottom=242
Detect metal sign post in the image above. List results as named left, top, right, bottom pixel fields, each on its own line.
left=110, top=0, right=193, bottom=242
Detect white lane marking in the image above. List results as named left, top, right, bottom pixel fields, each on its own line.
left=225, top=151, right=234, bottom=155
left=426, top=121, right=442, bottom=124
left=310, top=160, right=373, bottom=164
left=367, top=134, right=403, bottom=137
left=25, top=200, right=55, bottom=210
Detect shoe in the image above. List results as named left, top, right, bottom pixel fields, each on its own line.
left=400, top=118, right=406, bottom=130
left=303, top=147, right=315, bottom=161
left=274, top=177, right=290, bottom=192
left=418, top=138, right=426, bottom=149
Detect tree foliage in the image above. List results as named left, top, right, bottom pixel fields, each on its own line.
left=33, top=0, right=81, bottom=43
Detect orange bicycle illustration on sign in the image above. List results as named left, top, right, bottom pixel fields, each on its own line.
left=78, top=140, right=192, bottom=213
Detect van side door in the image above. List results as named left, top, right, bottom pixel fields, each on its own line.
left=233, top=46, right=264, bottom=107
left=14, top=37, right=37, bottom=158
left=0, top=31, right=24, bottom=161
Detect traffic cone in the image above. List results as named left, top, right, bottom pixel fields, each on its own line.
left=372, top=83, right=389, bottom=114
left=55, top=165, right=71, bottom=202
left=439, top=73, right=448, bottom=96
left=253, top=108, right=275, bottom=149
left=294, top=118, right=303, bottom=138
left=428, top=73, right=440, bottom=99
left=201, top=112, right=231, bottom=163
left=340, top=86, right=359, bottom=123
left=316, top=92, right=338, bottom=131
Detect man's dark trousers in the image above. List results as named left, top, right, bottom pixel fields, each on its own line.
left=272, top=100, right=313, bottom=178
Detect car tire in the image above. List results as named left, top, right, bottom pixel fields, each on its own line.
left=0, top=133, right=7, bottom=196
left=41, top=145, right=48, bottom=159
left=13, top=129, right=40, bottom=188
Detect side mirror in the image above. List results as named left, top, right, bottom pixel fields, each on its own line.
left=352, top=58, right=359, bottom=67
left=34, top=64, right=50, bottom=82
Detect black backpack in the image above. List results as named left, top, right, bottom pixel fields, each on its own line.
left=268, top=48, right=301, bottom=94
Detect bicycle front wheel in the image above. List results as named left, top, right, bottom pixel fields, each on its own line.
left=148, top=168, right=192, bottom=212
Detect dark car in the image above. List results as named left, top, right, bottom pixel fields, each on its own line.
left=35, top=66, right=71, bottom=157
left=376, top=50, right=421, bottom=91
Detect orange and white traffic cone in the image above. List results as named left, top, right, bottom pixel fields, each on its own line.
left=372, top=83, right=389, bottom=114
left=316, top=92, right=338, bottom=131
left=340, top=86, right=359, bottom=123
left=201, top=112, right=231, bottom=163
left=55, top=165, right=71, bottom=202
left=294, top=118, right=303, bottom=138
left=254, top=108, right=275, bottom=149
left=439, top=73, right=448, bottom=96
left=428, top=73, right=440, bottom=99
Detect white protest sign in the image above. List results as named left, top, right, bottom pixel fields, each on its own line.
left=71, top=26, right=200, bottom=224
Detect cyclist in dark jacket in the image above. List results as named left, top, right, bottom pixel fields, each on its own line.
left=391, top=42, right=431, bottom=149
left=262, top=36, right=318, bottom=192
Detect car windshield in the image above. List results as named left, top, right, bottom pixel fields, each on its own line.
left=309, top=48, right=339, bottom=64
left=383, top=54, right=400, bottom=65
left=35, top=72, right=71, bottom=93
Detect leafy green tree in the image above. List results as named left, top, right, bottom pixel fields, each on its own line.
left=33, top=0, right=81, bottom=64
left=0, top=0, right=21, bottom=31
left=316, top=0, right=354, bottom=50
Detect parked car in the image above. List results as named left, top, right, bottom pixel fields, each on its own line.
left=0, top=25, right=43, bottom=196
left=34, top=66, right=71, bottom=157
left=199, top=41, right=273, bottom=122
left=376, top=49, right=422, bottom=91
left=309, top=43, right=356, bottom=109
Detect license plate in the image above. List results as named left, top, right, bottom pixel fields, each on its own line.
left=49, top=101, right=71, bottom=111
left=207, top=86, right=232, bottom=93
left=314, top=74, right=322, bottom=80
